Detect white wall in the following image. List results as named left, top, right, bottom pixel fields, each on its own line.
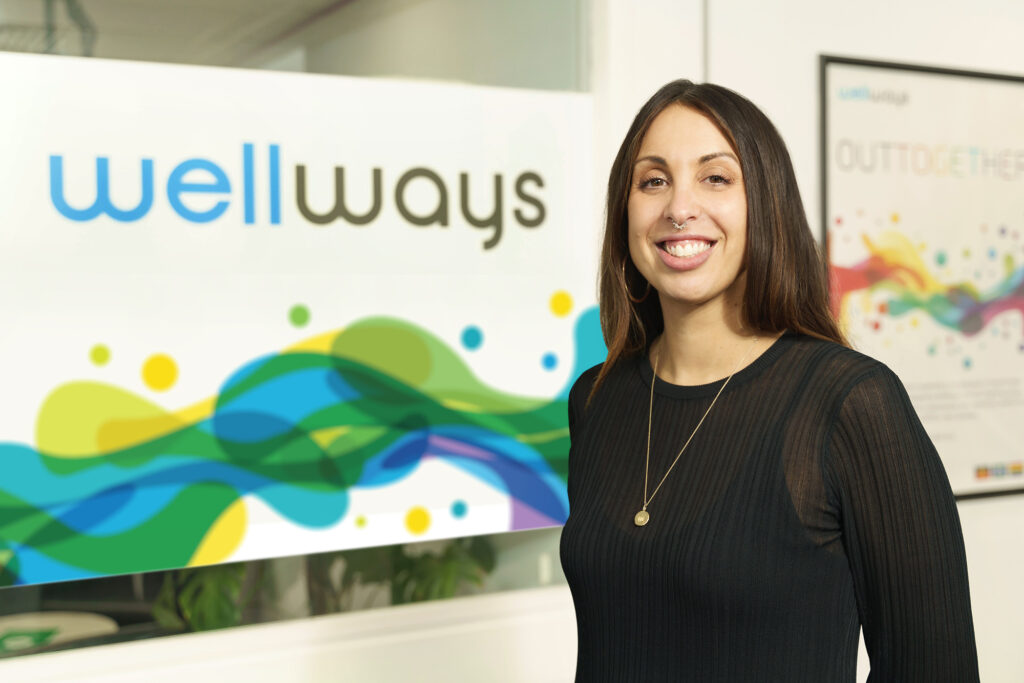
left=958, top=495, right=1024, bottom=681
left=704, top=2, right=1024, bottom=680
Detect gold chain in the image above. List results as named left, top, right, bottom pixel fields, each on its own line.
left=634, top=337, right=758, bottom=527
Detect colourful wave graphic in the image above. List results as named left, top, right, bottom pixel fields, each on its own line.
left=831, top=231, right=1024, bottom=335
left=0, top=309, right=606, bottom=586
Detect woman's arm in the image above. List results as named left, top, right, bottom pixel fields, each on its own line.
left=825, top=366, right=980, bottom=682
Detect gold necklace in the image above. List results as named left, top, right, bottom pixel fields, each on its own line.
left=634, top=337, right=758, bottom=527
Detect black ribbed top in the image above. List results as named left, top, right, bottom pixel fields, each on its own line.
left=559, top=333, right=979, bottom=682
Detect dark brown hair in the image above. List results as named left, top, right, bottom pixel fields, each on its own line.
left=593, top=79, right=846, bottom=397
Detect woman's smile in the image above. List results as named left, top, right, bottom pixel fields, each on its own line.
left=656, top=236, right=717, bottom=270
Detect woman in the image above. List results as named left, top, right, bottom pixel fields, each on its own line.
left=559, top=80, right=979, bottom=682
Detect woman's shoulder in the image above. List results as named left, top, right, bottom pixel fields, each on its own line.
left=568, top=362, right=604, bottom=407
left=786, top=335, right=892, bottom=378
left=567, top=353, right=650, bottom=416
left=785, top=333, right=897, bottom=387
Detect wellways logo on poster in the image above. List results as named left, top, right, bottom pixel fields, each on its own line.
left=837, top=85, right=909, bottom=105
left=48, top=143, right=546, bottom=250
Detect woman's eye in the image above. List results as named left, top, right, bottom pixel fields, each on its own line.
left=640, top=176, right=667, bottom=189
left=704, top=174, right=737, bottom=187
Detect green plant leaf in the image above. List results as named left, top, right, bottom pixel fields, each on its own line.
left=152, top=572, right=185, bottom=630
left=152, top=564, right=245, bottom=632
left=341, top=546, right=394, bottom=586
left=468, top=536, right=496, bottom=573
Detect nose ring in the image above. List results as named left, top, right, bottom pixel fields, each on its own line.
left=669, top=217, right=690, bottom=230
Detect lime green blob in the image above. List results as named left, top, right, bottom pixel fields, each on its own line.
left=329, top=318, right=544, bottom=413
left=89, top=345, right=110, bottom=366
left=36, top=381, right=180, bottom=458
left=289, top=305, right=310, bottom=327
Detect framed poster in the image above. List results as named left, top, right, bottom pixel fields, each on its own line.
left=821, top=55, right=1024, bottom=499
left=0, top=52, right=604, bottom=586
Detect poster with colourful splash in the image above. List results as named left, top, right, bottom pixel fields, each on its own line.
left=823, top=57, right=1024, bottom=497
left=0, top=53, right=604, bottom=586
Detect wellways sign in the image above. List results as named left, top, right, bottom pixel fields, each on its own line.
left=0, top=53, right=600, bottom=586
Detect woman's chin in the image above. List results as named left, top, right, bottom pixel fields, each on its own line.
left=652, top=280, right=744, bottom=312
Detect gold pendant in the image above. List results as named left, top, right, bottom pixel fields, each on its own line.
left=634, top=510, right=649, bottom=526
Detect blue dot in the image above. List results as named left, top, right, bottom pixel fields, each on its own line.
left=963, top=357, right=972, bottom=369
left=451, top=500, right=468, bottom=518
left=542, top=352, right=558, bottom=370
left=461, top=326, right=483, bottom=350
left=988, top=247, right=997, bottom=260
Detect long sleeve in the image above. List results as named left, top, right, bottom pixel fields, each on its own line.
left=825, top=367, right=979, bottom=682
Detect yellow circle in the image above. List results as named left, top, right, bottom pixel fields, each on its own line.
left=549, top=291, right=573, bottom=317
left=142, top=353, right=178, bottom=392
left=355, top=515, right=367, bottom=528
left=890, top=212, right=900, bottom=224
left=405, top=506, right=430, bottom=535
left=90, top=344, right=110, bottom=366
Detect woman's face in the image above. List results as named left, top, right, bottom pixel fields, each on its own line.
left=627, top=105, right=747, bottom=313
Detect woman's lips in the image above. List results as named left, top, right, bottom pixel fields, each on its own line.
left=656, top=238, right=716, bottom=271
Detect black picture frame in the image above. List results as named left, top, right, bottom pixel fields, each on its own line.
left=819, top=55, right=1024, bottom=502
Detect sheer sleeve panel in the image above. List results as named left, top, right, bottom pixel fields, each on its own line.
left=825, top=367, right=979, bottom=682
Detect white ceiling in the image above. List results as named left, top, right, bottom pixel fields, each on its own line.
left=0, top=0, right=353, bottom=66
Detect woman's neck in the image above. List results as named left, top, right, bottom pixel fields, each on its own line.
left=651, top=295, right=773, bottom=386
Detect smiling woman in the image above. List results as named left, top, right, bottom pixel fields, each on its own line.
left=559, top=80, right=980, bottom=682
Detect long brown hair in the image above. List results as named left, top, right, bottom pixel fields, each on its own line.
left=592, top=79, right=846, bottom=398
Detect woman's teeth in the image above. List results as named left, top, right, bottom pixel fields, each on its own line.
left=664, top=240, right=711, bottom=258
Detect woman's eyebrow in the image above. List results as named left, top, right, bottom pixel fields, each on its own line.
left=634, top=152, right=739, bottom=167
left=698, top=151, right=739, bottom=164
left=633, top=155, right=667, bottom=167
